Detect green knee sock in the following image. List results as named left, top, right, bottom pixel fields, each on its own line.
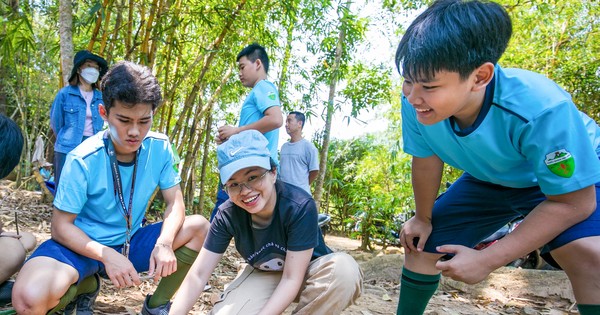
left=396, top=267, right=440, bottom=315
left=47, top=275, right=98, bottom=314
left=577, top=304, right=600, bottom=315
left=149, top=246, right=198, bottom=308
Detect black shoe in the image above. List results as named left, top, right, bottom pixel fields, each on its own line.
left=63, top=274, right=100, bottom=315
left=0, top=280, right=14, bottom=306
left=141, top=294, right=171, bottom=315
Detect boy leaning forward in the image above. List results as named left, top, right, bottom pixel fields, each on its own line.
left=395, top=1, right=600, bottom=315
left=13, top=61, right=209, bottom=315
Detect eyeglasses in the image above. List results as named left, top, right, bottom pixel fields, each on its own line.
left=224, top=171, right=270, bottom=196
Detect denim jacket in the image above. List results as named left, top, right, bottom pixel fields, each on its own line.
left=50, top=85, right=105, bottom=153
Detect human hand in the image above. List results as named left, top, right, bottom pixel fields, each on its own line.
left=148, top=243, right=177, bottom=282
left=399, top=216, right=432, bottom=254
left=103, top=248, right=141, bottom=288
left=217, top=125, right=238, bottom=142
left=435, top=245, right=495, bottom=284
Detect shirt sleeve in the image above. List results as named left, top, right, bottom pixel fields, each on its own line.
left=520, top=101, right=600, bottom=195
left=401, top=96, right=435, bottom=158
left=158, top=139, right=182, bottom=190
left=253, top=81, right=281, bottom=114
left=203, top=210, right=234, bottom=254
left=53, top=155, right=89, bottom=214
left=286, top=198, right=319, bottom=251
left=308, top=142, right=320, bottom=171
left=50, top=89, right=65, bottom=133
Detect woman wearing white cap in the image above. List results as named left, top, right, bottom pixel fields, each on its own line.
left=50, top=50, right=108, bottom=186
left=170, top=130, right=363, bottom=314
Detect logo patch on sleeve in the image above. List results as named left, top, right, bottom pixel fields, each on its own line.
left=544, top=149, right=575, bottom=178
left=268, top=92, right=277, bottom=100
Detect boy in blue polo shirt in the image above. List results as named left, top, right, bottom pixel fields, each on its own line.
left=395, top=1, right=600, bottom=314
left=12, top=61, right=210, bottom=314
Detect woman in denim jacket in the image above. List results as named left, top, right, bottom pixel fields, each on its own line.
left=50, top=50, right=107, bottom=186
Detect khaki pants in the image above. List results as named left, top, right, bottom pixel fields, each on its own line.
left=210, top=252, right=363, bottom=315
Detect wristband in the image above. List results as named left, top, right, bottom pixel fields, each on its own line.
left=155, top=242, right=172, bottom=248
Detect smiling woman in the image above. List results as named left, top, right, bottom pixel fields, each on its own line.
left=170, top=130, right=363, bottom=314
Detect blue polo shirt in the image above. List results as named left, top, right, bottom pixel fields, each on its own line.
left=54, top=131, right=181, bottom=246
left=402, top=65, right=600, bottom=196
left=239, top=80, right=281, bottom=164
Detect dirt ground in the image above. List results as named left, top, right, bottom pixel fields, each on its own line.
left=0, top=181, right=581, bottom=314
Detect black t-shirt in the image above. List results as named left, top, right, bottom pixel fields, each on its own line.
left=204, top=181, right=332, bottom=271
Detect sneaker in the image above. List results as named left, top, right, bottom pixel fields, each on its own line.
left=63, top=273, right=100, bottom=315
left=141, top=294, right=171, bottom=315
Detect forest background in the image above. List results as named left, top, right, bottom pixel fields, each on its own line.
left=1, top=0, right=598, bottom=250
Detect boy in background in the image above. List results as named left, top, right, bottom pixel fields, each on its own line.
left=396, top=1, right=600, bottom=314
left=211, top=43, right=283, bottom=221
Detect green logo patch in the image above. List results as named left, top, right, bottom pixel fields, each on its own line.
left=544, top=149, right=574, bottom=178
left=268, top=92, right=276, bottom=100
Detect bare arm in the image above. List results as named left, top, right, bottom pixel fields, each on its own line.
left=148, top=185, right=186, bottom=280
left=399, top=155, right=444, bottom=253
left=170, top=249, right=223, bottom=314
left=308, top=170, right=319, bottom=185
left=480, top=185, right=595, bottom=269
left=218, top=106, right=283, bottom=141
left=51, top=208, right=139, bottom=288
left=258, top=249, right=313, bottom=315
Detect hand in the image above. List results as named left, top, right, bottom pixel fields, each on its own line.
left=399, top=216, right=432, bottom=254
left=103, top=248, right=141, bottom=288
left=435, top=245, right=495, bottom=284
left=217, top=125, right=238, bottom=142
left=148, top=243, right=177, bottom=282
left=0, top=231, right=22, bottom=239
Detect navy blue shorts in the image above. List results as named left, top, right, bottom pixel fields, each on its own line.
left=425, top=173, right=600, bottom=257
left=28, top=222, right=163, bottom=284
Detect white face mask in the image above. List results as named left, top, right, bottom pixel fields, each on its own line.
left=80, top=67, right=100, bottom=84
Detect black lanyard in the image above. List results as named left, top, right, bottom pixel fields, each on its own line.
left=104, top=135, right=139, bottom=257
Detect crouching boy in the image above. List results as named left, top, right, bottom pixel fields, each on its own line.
left=12, top=61, right=209, bottom=314
left=170, top=130, right=363, bottom=314
left=395, top=1, right=600, bottom=314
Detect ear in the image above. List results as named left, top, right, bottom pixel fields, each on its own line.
left=254, top=58, right=263, bottom=71
left=472, top=62, right=495, bottom=92
left=99, top=104, right=108, bottom=120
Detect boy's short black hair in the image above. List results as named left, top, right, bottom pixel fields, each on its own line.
left=395, top=0, right=512, bottom=82
left=289, top=111, right=306, bottom=129
left=0, top=114, right=24, bottom=179
left=100, top=61, right=162, bottom=113
left=237, top=43, right=270, bottom=74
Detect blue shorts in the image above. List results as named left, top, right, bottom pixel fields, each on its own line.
left=426, top=173, right=600, bottom=259
left=28, top=222, right=163, bottom=284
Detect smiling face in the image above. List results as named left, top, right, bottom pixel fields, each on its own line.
left=226, top=166, right=277, bottom=219
left=402, top=67, right=490, bottom=128
left=100, top=100, right=154, bottom=162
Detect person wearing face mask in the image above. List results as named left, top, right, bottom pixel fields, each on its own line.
left=50, top=50, right=108, bottom=187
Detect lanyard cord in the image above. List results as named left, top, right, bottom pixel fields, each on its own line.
left=105, top=136, right=139, bottom=232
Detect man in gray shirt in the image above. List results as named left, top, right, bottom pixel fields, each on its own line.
left=279, top=111, right=320, bottom=194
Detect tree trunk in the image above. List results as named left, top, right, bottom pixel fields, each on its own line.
left=58, top=0, right=73, bottom=87
left=313, top=12, right=347, bottom=209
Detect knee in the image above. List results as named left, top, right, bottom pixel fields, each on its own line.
left=330, top=253, right=363, bottom=288
left=12, top=281, right=45, bottom=314
left=184, top=215, right=210, bottom=237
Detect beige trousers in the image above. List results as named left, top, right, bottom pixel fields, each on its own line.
left=209, top=252, right=363, bottom=315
